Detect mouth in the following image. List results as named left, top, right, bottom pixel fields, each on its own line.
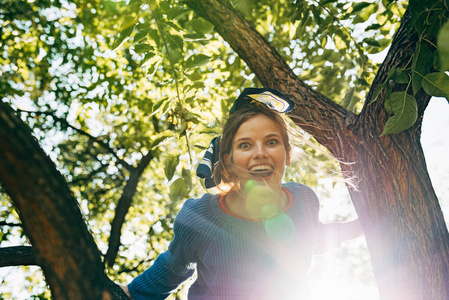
left=248, top=165, right=274, bottom=178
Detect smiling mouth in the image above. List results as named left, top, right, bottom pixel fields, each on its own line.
left=249, top=166, right=274, bottom=178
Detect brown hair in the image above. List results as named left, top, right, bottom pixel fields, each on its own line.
left=213, top=104, right=292, bottom=187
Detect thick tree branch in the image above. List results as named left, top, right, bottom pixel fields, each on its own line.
left=0, top=221, right=22, bottom=227
left=0, top=246, right=36, bottom=267
left=104, top=151, right=154, bottom=267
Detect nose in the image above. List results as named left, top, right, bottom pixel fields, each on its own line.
left=253, top=144, right=268, bottom=159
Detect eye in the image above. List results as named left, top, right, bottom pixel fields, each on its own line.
left=238, top=142, right=251, bottom=149
left=267, top=139, right=279, bottom=145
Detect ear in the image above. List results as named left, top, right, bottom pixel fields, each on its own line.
left=286, top=152, right=291, bottom=166
left=223, top=153, right=230, bottom=166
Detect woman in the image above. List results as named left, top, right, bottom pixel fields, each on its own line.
left=121, top=88, right=363, bottom=300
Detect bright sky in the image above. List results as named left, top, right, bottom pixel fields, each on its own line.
left=421, top=98, right=449, bottom=222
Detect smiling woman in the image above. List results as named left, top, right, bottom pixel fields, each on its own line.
left=121, top=88, right=364, bottom=300
left=226, top=112, right=290, bottom=188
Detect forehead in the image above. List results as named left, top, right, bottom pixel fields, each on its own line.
left=233, top=114, right=283, bottom=140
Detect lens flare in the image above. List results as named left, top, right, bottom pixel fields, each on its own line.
left=244, top=180, right=285, bottom=219
left=264, top=213, right=296, bottom=244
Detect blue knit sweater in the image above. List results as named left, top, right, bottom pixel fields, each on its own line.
left=128, top=182, right=320, bottom=300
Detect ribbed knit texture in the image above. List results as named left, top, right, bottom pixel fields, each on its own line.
left=128, top=182, right=320, bottom=300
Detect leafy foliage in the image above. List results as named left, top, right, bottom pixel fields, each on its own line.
left=368, top=0, right=449, bottom=135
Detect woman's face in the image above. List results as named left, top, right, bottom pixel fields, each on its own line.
left=225, top=114, right=290, bottom=191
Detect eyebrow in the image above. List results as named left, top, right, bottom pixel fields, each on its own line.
left=235, top=133, right=282, bottom=143
left=265, top=133, right=281, bottom=139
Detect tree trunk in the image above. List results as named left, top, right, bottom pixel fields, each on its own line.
left=186, top=0, right=449, bottom=299
left=342, top=113, right=449, bottom=300
left=341, top=12, right=449, bottom=299
left=0, top=100, right=128, bottom=300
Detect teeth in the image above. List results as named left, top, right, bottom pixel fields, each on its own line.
left=249, top=165, right=273, bottom=172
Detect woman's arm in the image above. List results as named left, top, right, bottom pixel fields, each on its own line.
left=120, top=285, right=133, bottom=299
left=126, top=198, right=200, bottom=300
left=314, top=219, right=364, bottom=254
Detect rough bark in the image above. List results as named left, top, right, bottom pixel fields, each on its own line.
left=0, top=100, right=128, bottom=300
left=185, top=1, right=449, bottom=299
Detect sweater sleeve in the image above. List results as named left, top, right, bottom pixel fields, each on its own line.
left=128, top=198, right=199, bottom=300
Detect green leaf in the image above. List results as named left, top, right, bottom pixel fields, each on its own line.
left=393, top=68, right=410, bottom=84
left=194, top=144, right=208, bottom=150
left=369, top=66, right=398, bottom=104
left=381, top=91, right=418, bottom=136
left=421, top=72, right=449, bottom=100
left=165, top=34, right=184, bottom=62
left=121, top=16, right=137, bottom=31
left=166, top=34, right=184, bottom=51
left=365, top=24, right=382, bottom=31
left=233, top=0, right=254, bottom=15
left=182, top=168, right=193, bottom=190
left=190, top=18, right=215, bottom=35
left=352, top=2, right=372, bottom=13
left=341, top=87, right=354, bottom=109
left=387, top=65, right=397, bottom=80
left=164, top=154, right=180, bottom=181
left=363, top=38, right=381, bottom=48
left=320, top=35, right=327, bottom=48
left=112, top=24, right=135, bottom=51
left=185, top=54, right=211, bottom=68
left=150, top=131, right=173, bottom=149
left=150, top=97, right=168, bottom=115
left=334, top=34, right=346, bottom=51
left=128, top=0, right=142, bottom=8
left=169, top=178, right=189, bottom=202
left=369, top=83, right=385, bottom=104
left=134, top=43, right=154, bottom=54
left=434, top=50, right=441, bottom=71
left=165, top=6, right=190, bottom=20
left=411, top=42, right=433, bottom=95
left=437, top=21, right=449, bottom=71
left=142, top=52, right=156, bottom=65
left=134, top=28, right=150, bottom=43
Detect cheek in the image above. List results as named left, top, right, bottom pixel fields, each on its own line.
left=273, top=149, right=289, bottom=166
left=229, top=150, right=252, bottom=171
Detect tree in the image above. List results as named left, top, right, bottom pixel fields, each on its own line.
left=1, top=0, right=449, bottom=299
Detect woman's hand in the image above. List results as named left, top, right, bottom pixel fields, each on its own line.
left=315, top=219, right=364, bottom=254
left=119, top=284, right=133, bottom=300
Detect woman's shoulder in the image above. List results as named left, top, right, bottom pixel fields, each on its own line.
left=283, top=181, right=320, bottom=210
left=173, top=193, right=222, bottom=243
left=179, top=192, right=216, bottom=214
left=282, top=181, right=318, bottom=198
left=283, top=182, right=320, bottom=226
left=175, top=192, right=221, bottom=227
